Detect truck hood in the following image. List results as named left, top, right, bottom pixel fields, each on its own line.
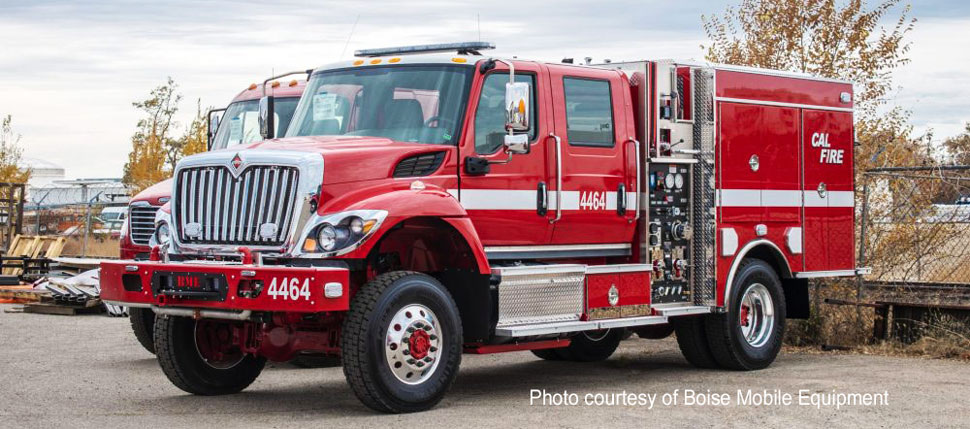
left=131, top=178, right=172, bottom=206
left=227, top=136, right=453, bottom=185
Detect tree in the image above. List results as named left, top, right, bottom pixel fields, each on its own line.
left=0, top=115, right=30, bottom=184
left=943, top=123, right=970, bottom=165
left=122, top=77, right=181, bottom=194
left=702, top=0, right=922, bottom=170
left=176, top=99, right=209, bottom=160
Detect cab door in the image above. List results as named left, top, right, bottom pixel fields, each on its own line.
left=458, top=62, right=554, bottom=246
left=547, top=67, right=636, bottom=245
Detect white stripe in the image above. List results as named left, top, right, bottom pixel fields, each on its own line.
left=718, top=189, right=853, bottom=208
left=716, top=189, right=760, bottom=207
left=717, top=96, right=854, bottom=113
left=762, top=190, right=802, bottom=207
left=827, top=191, right=855, bottom=208
left=451, top=189, right=636, bottom=212
left=452, top=188, right=850, bottom=210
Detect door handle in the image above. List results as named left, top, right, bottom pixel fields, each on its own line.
left=617, top=183, right=626, bottom=216
left=537, top=182, right=548, bottom=216
left=624, top=138, right=641, bottom=222
left=549, top=133, right=562, bottom=224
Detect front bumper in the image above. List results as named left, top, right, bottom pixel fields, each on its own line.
left=100, top=260, right=350, bottom=313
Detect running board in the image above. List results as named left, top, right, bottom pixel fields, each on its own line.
left=494, top=306, right=712, bottom=337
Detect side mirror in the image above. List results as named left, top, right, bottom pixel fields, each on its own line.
left=505, top=82, right=530, bottom=132
left=206, top=110, right=222, bottom=150
left=504, top=134, right=529, bottom=154
left=258, top=96, right=275, bottom=140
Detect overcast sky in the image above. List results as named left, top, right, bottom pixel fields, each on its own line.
left=2, top=0, right=969, bottom=179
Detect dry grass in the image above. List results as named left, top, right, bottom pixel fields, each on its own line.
left=784, top=279, right=970, bottom=361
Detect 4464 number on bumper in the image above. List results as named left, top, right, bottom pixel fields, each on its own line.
left=267, top=278, right=312, bottom=301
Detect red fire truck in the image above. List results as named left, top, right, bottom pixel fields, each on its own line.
left=101, top=42, right=865, bottom=413
left=121, top=77, right=305, bottom=353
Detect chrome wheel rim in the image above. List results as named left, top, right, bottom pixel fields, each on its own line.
left=384, top=304, right=442, bottom=385
left=738, top=283, right=774, bottom=348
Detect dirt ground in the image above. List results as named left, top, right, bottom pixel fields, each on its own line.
left=1, top=304, right=968, bottom=428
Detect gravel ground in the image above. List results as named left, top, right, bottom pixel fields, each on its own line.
left=1, top=304, right=968, bottom=428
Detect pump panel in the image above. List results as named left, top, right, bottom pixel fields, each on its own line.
left=647, top=163, right=692, bottom=304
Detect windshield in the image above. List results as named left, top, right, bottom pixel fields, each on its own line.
left=210, top=97, right=299, bottom=150
left=286, top=65, right=473, bottom=145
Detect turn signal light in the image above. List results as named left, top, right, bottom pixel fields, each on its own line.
left=303, top=238, right=318, bottom=252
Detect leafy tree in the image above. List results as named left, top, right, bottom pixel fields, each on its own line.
left=943, top=123, right=970, bottom=166
left=176, top=99, right=209, bottom=160
left=122, top=77, right=181, bottom=194
left=702, top=0, right=923, bottom=170
left=0, top=115, right=30, bottom=184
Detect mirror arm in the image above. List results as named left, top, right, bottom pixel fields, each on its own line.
left=262, top=70, right=310, bottom=96
left=490, top=58, right=516, bottom=138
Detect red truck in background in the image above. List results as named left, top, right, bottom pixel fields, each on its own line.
left=101, top=42, right=866, bottom=413
left=121, top=78, right=306, bottom=260
left=121, top=77, right=305, bottom=354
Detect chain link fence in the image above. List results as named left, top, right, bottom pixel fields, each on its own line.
left=858, top=165, right=970, bottom=304
left=22, top=181, right=129, bottom=258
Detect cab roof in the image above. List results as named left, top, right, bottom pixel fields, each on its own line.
left=231, top=79, right=306, bottom=103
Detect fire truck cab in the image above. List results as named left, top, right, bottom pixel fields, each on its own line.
left=120, top=77, right=305, bottom=354
left=101, top=42, right=863, bottom=413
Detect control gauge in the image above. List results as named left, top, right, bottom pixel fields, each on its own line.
left=674, top=173, right=685, bottom=189
left=665, top=173, right=676, bottom=189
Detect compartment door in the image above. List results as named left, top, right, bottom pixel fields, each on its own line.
left=802, top=110, right=855, bottom=271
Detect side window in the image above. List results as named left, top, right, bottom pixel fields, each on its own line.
left=474, top=73, right=537, bottom=154
left=563, top=77, right=614, bottom=147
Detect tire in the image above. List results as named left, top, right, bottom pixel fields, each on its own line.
left=633, top=324, right=675, bottom=340
left=342, top=271, right=463, bottom=413
left=129, top=307, right=156, bottom=354
left=671, top=316, right=720, bottom=369
left=555, top=329, right=623, bottom=362
left=154, top=316, right=266, bottom=395
left=705, top=258, right=786, bottom=370
left=530, top=348, right=564, bottom=360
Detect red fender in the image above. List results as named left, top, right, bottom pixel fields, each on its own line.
left=333, top=187, right=490, bottom=274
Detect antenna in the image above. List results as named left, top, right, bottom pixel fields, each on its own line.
left=477, top=13, right=481, bottom=41
left=340, top=14, right=361, bottom=59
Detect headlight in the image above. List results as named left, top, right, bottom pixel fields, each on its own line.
left=150, top=222, right=171, bottom=247
left=301, top=211, right=386, bottom=255
left=317, top=224, right=339, bottom=251
left=157, top=223, right=171, bottom=244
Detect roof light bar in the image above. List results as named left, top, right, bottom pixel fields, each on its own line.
left=354, top=41, right=495, bottom=57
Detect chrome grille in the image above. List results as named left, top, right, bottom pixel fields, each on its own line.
left=174, top=165, right=300, bottom=246
left=128, top=205, right=160, bottom=246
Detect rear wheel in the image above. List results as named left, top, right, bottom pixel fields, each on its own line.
left=154, top=316, right=265, bottom=395
left=672, top=316, right=720, bottom=369
left=555, top=329, right=623, bottom=362
left=342, top=271, right=462, bottom=413
left=705, top=259, right=786, bottom=370
left=129, top=307, right=156, bottom=354
left=530, top=348, right=564, bottom=361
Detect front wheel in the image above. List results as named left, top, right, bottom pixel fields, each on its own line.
left=556, top=329, right=623, bottom=362
left=342, top=271, right=462, bottom=413
left=154, top=316, right=266, bottom=395
left=129, top=307, right=156, bottom=354
left=705, top=259, right=786, bottom=370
